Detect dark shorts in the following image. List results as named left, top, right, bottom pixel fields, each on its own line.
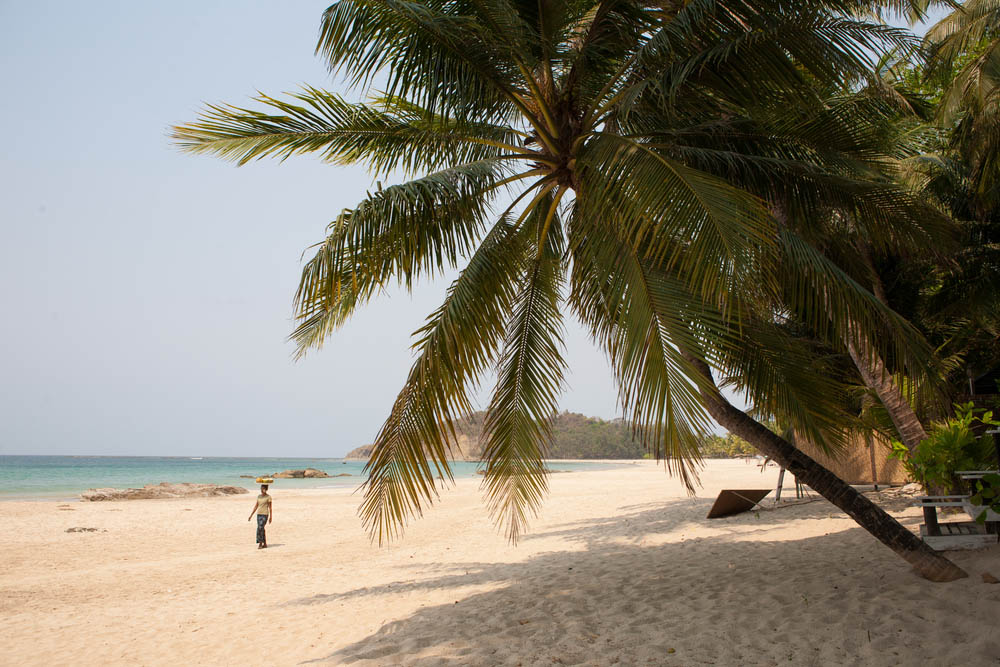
left=256, top=514, right=268, bottom=543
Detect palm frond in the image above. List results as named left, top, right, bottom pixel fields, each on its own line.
left=317, top=0, right=523, bottom=123
left=172, top=87, right=520, bottom=175
left=578, top=133, right=779, bottom=312
left=712, top=315, right=858, bottom=454
left=291, top=160, right=509, bottom=356
left=636, top=2, right=913, bottom=113
left=480, top=196, right=567, bottom=542
left=778, top=227, right=942, bottom=397
left=569, top=208, right=719, bottom=489
left=361, top=216, right=529, bottom=542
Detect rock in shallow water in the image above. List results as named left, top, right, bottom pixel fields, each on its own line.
left=80, top=483, right=249, bottom=501
left=272, top=468, right=330, bottom=478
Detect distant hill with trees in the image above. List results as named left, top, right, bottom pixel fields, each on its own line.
left=345, top=411, right=756, bottom=460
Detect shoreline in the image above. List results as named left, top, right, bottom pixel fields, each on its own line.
left=0, top=457, right=804, bottom=503
left=0, top=458, right=642, bottom=502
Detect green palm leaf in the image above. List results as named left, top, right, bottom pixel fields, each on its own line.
left=778, top=227, right=941, bottom=394
left=578, top=133, right=779, bottom=311
left=569, top=219, right=715, bottom=489
left=172, top=88, right=519, bottom=174
left=480, top=197, right=567, bottom=542
left=317, top=0, right=526, bottom=124
left=291, top=159, right=509, bottom=357
left=361, top=217, right=529, bottom=542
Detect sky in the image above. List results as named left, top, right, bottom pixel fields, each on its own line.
left=0, top=1, right=626, bottom=457
left=0, top=3, right=945, bottom=457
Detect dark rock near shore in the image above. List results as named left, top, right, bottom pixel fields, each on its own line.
left=273, top=468, right=330, bottom=478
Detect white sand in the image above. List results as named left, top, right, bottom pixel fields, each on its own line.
left=4, top=460, right=999, bottom=666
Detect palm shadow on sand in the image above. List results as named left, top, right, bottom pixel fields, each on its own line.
left=292, top=496, right=998, bottom=666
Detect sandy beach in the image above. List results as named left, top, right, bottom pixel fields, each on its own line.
left=4, top=460, right=999, bottom=666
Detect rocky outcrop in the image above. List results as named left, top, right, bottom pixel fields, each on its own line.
left=273, top=468, right=329, bottom=478
left=81, top=483, right=248, bottom=501
left=344, top=437, right=480, bottom=461
left=344, top=445, right=374, bottom=460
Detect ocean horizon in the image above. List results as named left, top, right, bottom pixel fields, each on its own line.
left=0, top=455, right=624, bottom=500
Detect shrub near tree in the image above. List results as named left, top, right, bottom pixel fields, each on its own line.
left=889, top=403, right=1000, bottom=494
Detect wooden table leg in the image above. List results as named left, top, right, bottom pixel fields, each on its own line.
left=923, top=505, right=941, bottom=536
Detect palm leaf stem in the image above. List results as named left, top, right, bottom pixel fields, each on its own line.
left=497, top=153, right=562, bottom=166
left=466, top=137, right=542, bottom=155
left=514, top=180, right=560, bottom=228
left=515, top=61, right=561, bottom=141
left=497, top=176, right=560, bottom=223
left=508, top=93, right=561, bottom=155
left=579, top=55, right=639, bottom=131
left=493, top=168, right=551, bottom=190
left=536, top=186, right=569, bottom=259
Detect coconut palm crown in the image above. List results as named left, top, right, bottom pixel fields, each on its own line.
left=924, top=0, right=1000, bottom=212
left=174, top=0, right=948, bottom=544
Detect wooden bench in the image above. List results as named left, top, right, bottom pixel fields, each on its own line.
left=915, top=496, right=1000, bottom=551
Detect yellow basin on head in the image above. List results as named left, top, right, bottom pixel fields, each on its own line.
left=255, top=477, right=274, bottom=484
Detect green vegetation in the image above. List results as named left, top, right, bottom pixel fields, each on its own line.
left=454, top=411, right=643, bottom=459
left=546, top=414, right=639, bottom=459
left=888, top=403, right=999, bottom=493
left=970, top=473, right=1000, bottom=524
left=452, top=411, right=755, bottom=459
left=698, top=434, right=757, bottom=459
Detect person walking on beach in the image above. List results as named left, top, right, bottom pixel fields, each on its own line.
left=248, top=484, right=272, bottom=549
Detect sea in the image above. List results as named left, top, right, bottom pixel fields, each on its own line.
left=0, top=455, right=624, bottom=500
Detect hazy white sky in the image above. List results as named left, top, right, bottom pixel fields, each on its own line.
left=0, top=3, right=941, bottom=457
left=0, top=1, right=627, bottom=457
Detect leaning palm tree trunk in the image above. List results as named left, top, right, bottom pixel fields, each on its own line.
left=846, top=337, right=928, bottom=452
left=777, top=208, right=931, bottom=454
left=681, top=351, right=967, bottom=582
left=849, top=243, right=928, bottom=452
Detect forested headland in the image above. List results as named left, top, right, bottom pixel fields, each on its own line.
left=345, top=411, right=755, bottom=460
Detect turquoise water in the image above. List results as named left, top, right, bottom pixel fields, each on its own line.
left=0, top=456, right=622, bottom=500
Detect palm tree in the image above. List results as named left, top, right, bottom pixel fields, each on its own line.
left=628, top=61, right=953, bottom=454
left=924, top=1, right=1000, bottom=212
left=887, top=46, right=1000, bottom=403
left=173, top=0, right=966, bottom=580
left=843, top=32, right=1000, bottom=415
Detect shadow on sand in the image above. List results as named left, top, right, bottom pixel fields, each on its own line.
left=293, top=496, right=998, bottom=666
